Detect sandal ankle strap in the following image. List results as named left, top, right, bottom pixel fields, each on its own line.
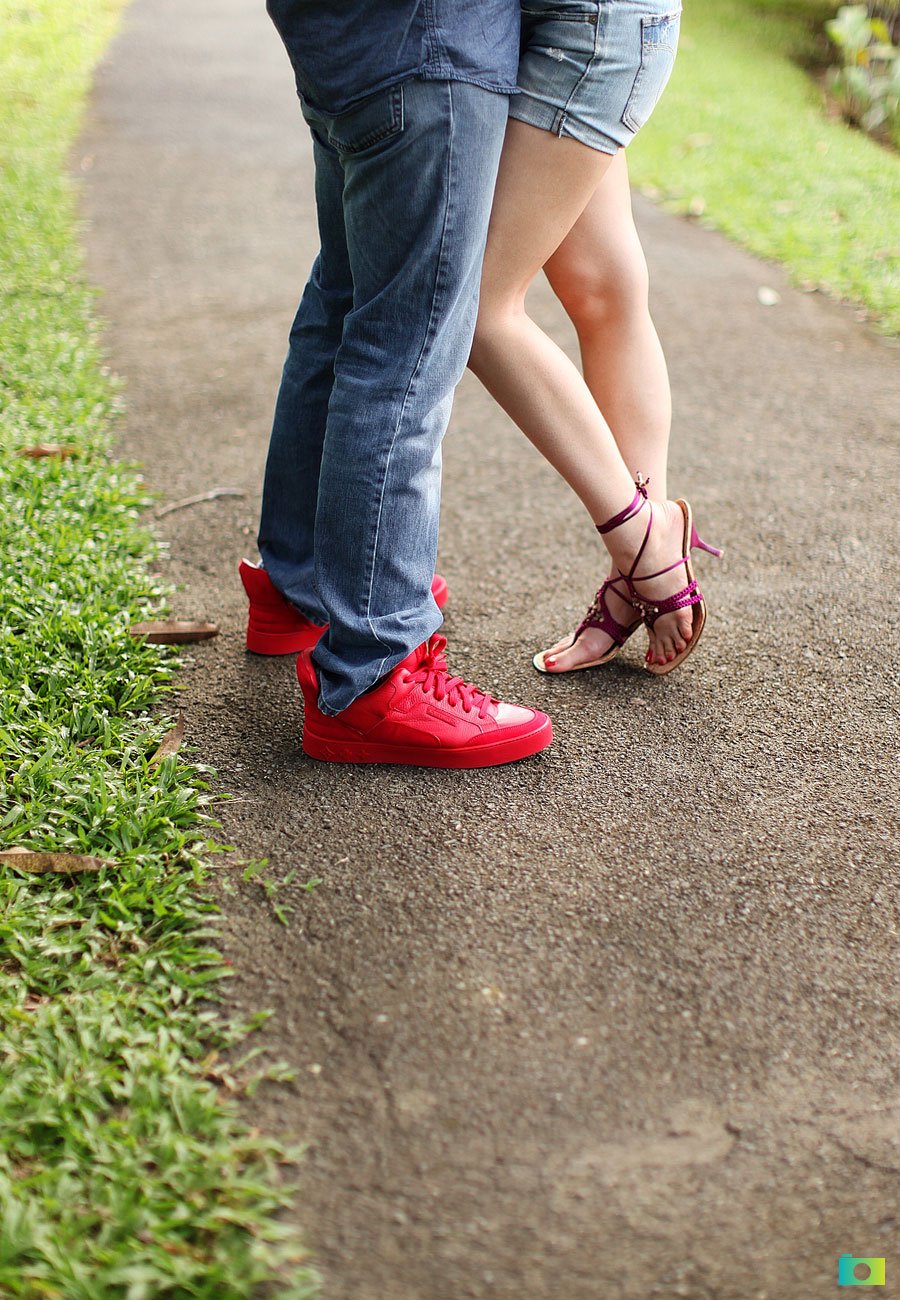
left=595, top=475, right=650, bottom=536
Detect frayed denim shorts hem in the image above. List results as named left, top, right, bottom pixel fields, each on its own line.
left=509, top=0, right=682, bottom=155
left=509, top=90, right=622, bottom=154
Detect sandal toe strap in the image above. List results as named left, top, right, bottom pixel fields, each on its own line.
left=576, top=580, right=641, bottom=646
left=632, top=579, right=703, bottom=627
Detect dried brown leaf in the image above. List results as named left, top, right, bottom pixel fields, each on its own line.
left=0, top=848, right=108, bottom=874
left=129, top=621, right=219, bottom=644
left=149, top=711, right=184, bottom=765
left=18, top=444, right=80, bottom=460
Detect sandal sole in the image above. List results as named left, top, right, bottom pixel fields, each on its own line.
left=532, top=646, right=621, bottom=674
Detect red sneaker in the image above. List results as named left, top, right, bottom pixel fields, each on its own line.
left=297, top=634, right=553, bottom=768
left=240, top=560, right=449, bottom=655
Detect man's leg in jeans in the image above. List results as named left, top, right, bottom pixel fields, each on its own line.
left=310, top=80, right=509, bottom=714
left=256, top=136, right=351, bottom=625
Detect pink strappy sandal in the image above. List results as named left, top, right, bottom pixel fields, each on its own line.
left=533, top=477, right=722, bottom=677
left=608, top=479, right=722, bottom=676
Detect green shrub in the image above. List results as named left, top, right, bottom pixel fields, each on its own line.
left=826, top=3, right=900, bottom=146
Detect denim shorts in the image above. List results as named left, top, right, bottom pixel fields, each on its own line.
left=510, top=0, right=682, bottom=154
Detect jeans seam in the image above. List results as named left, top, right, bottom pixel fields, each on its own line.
left=364, top=81, right=456, bottom=683
left=556, top=1, right=603, bottom=132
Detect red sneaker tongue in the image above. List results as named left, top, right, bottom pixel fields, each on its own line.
left=401, top=633, right=446, bottom=671
left=396, top=640, right=433, bottom=674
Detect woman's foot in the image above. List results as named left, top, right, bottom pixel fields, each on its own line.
left=535, top=483, right=720, bottom=678
left=534, top=502, right=695, bottom=672
left=535, top=574, right=641, bottom=672
left=609, top=493, right=720, bottom=675
left=623, top=498, right=697, bottom=669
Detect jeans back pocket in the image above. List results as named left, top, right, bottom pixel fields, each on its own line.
left=622, top=8, right=681, bottom=134
left=309, top=85, right=405, bottom=157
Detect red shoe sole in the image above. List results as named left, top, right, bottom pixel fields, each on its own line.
left=301, top=715, right=553, bottom=769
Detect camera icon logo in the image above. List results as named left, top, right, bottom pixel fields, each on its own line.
left=838, top=1256, right=886, bottom=1286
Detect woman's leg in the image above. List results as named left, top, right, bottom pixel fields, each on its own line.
left=537, top=151, right=674, bottom=670
left=468, top=120, right=692, bottom=667
left=546, top=151, right=671, bottom=495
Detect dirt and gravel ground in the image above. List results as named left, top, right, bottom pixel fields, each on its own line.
left=77, top=1, right=900, bottom=1296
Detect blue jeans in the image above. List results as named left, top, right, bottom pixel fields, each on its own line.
left=258, top=79, right=508, bottom=714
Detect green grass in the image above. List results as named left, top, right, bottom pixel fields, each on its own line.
left=0, top=3, right=317, bottom=1295
left=628, top=0, right=900, bottom=334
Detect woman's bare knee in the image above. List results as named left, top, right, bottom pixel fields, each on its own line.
left=551, top=244, right=650, bottom=332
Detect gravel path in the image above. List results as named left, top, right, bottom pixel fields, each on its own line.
left=79, top=2, right=900, bottom=1296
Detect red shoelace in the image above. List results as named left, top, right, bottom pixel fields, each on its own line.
left=402, top=634, right=495, bottom=720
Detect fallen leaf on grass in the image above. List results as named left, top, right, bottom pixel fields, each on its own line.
left=149, top=711, right=184, bottom=765
left=0, top=848, right=108, bottom=874
left=129, top=620, right=219, bottom=644
left=17, top=444, right=80, bottom=460
left=682, top=132, right=713, bottom=150
left=22, top=994, right=51, bottom=1011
